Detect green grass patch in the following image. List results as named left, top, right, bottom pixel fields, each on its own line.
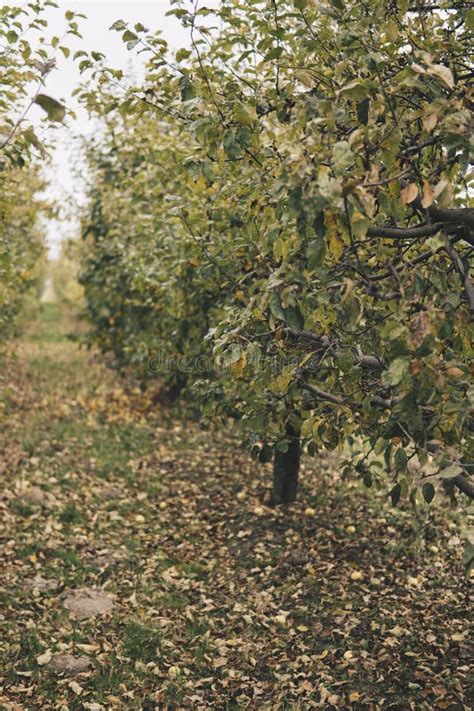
left=123, top=622, right=163, bottom=662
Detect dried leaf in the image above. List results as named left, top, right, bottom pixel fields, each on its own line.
left=400, top=183, right=419, bottom=205
left=421, top=180, right=435, bottom=208
left=36, top=649, right=52, bottom=666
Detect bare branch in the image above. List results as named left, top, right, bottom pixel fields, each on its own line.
left=452, top=473, right=474, bottom=500
left=443, top=234, right=474, bottom=315
left=301, top=381, right=399, bottom=410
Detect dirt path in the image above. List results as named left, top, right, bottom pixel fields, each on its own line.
left=0, top=305, right=471, bottom=710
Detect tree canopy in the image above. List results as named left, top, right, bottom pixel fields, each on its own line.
left=0, top=1, right=82, bottom=345
left=78, top=0, right=473, bottom=508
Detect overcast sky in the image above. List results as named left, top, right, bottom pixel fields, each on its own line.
left=31, top=1, right=214, bottom=257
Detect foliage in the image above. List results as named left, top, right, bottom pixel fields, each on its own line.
left=0, top=2, right=82, bottom=346
left=0, top=168, right=45, bottom=341
left=79, top=0, right=473, bottom=505
left=0, top=1, right=81, bottom=162
left=79, top=116, right=229, bottom=389
left=0, top=0, right=85, bottom=342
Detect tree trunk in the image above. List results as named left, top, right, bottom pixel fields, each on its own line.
left=271, top=423, right=301, bottom=505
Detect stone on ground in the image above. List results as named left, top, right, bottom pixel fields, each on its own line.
left=63, top=588, right=115, bottom=619
left=49, top=654, right=91, bottom=676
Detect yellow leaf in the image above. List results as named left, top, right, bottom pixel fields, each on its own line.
left=68, top=681, right=83, bottom=695
left=400, top=183, right=419, bottom=205
left=437, top=181, right=453, bottom=207
left=36, top=649, right=52, bottom=666
left=428, top=63, right=454, bottom=90
left=213, top=656, right=228, bottom=668
left=422, top=112, right=437, bottom=132
left=421, top=180, right=434, bottom=208
left=386, top=20, right=398, bottom=43
left=325, top=211, right=344, bottom=259
left=232, top=351, right=247, bottom=375
left=351, top=210, right=370, bottom=239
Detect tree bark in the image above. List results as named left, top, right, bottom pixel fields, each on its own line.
left=271, top=423, right=301, bottom=505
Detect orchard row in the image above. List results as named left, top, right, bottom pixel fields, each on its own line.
left=78, top=1, right=473, bottom=504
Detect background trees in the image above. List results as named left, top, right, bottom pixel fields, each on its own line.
left=1, top=2, right=82, bottom=346
left=79, top=0, right=473, bottom=506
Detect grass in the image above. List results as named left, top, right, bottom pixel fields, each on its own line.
left=123, top=622, right=163, bottom=662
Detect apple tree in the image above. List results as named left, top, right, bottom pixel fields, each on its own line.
left=80, top=0, right=473, bottom=506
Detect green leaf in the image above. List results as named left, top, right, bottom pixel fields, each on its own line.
left=356, top=97, right=369, bottom=125
left=123, top=30, right=137, bottom=41
left=176, top=48, right=191, bottom=62
left=382, top=358, right=409, bottom=387
left=422, top=482, right=435, bottom=504
left=110, top=19, right=127, bottom=31
left=390, top=482, right=401, bottom=506
left=332, top=141, right=354, bottom=174
left=33, top=93, right=66, bottom=122
left=179, top=75, right=194, bottom=102
left=284, top=305, right=304, bottom=332
left=395, top=448, right=407, bottom=473
left=259, top=444, right=273, bottom=463
left=363, top=470, right=373, bottom=488
left=264, top=47, right=284, bottom=60
left=268, top=291, right=286, bottom=321
left=306, top=238, right=326, bottom=269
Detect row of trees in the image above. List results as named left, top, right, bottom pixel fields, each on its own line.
left=79, top=0, right=473, bottom=506
left=0, top=2, right=81, bottom=346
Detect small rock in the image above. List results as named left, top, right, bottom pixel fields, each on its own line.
left=25, top=575, right=59, bottom=593
left=97, top=485, right=122, bottom=500
left=63, top=588, right=115, bottom=620
left=49, top=654, right=91, bottom=676
left=90, top=549, right=123, bottom=569
left=22, top=486, right=58, bottom=509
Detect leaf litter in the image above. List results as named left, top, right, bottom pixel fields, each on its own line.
left=0, top=306, right=471, bottom=709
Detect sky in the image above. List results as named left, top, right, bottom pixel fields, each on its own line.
left=28, top=1, right=214, bottom=257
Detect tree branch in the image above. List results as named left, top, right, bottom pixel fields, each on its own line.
left=366, top=222, right=445, bottom=239
left=427, top=204, right=474, bottom=231
left=443, top=233, right=474, bottom=315
left=286, top=329, right=385, bottom=369
left=452, top=474, right=474, bottom=500
left=301, top=381, right=399, bottom=410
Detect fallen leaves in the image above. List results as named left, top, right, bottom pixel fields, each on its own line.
left=36, top=649, right=52, bottom=666
left=0, top=307, right=470, bottom=710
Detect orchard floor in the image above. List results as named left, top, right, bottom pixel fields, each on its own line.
left=0, top=305, right=471, bottom=711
